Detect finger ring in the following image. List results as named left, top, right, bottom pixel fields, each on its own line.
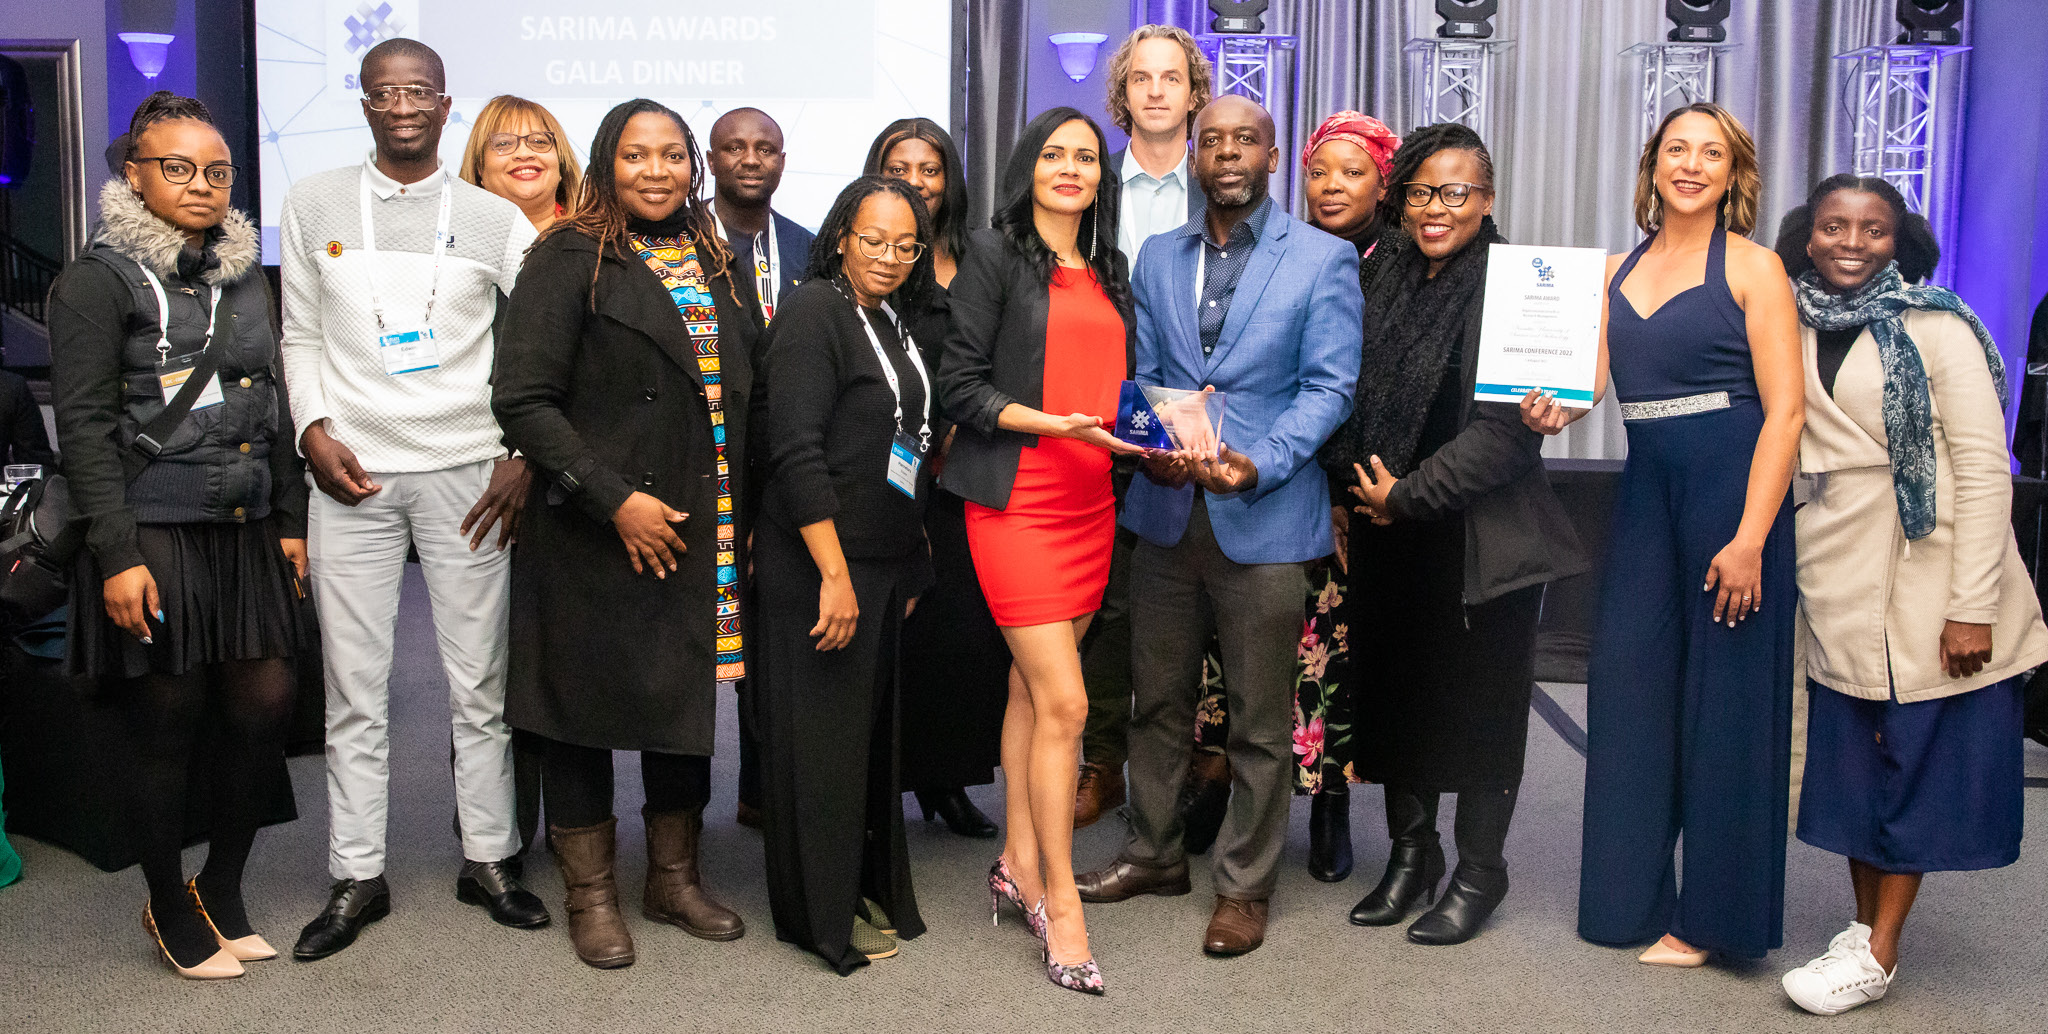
left=1742, top=592, right=1752, bottom=600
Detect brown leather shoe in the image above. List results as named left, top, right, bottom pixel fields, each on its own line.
left=1073, top=762, right=1126, bottom=829
left=643, top=806, right=745, bottom=941
left=1202, top=895, right=1268, bottom=956
left=1074, top=858, right=1191, bottom=903
left=548, top=818, right=635, bottom=969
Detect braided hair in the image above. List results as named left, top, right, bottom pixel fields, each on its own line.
left=124, top=90, right=215, bottom=161
left=1376, top=121, right=1494, bottom=229
left=541, top=99, right=732, bottom=309
left=1772, top=174, right=1940, bottom=285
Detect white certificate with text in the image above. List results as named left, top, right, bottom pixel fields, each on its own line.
left=1473, top=244, right=1606, bottom=406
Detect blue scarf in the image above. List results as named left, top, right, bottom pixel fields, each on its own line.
left=1793, top=262, right=2007, bottom=541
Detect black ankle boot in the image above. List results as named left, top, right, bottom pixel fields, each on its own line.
left=1349, top=787, right=1442, bottom=926
left=1307, top=787, right=1353, bottom=882
left=1406, top=786, right=1516, bottom=946
left=914, top=787, right=998, bottom=839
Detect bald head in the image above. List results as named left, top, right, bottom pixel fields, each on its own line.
left=711, top=107, right=782, bottom=150
left=1195, top=94, right=1272, bottom=141
left=1192, top=94, right=1279, bottom=210
left=708, top=107, right=787, bottom=208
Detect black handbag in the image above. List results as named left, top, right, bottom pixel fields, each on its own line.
left=0, top=266, right=228, bottom=629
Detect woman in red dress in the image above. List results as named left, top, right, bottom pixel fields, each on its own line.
left=937, top=107, right=1141, bottom=994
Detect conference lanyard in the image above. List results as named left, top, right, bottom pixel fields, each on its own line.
left=137, top=263, right=225, bottom=409
left=358, top=166, right=454, bottom=333
left=850, top=296, right=931, bottom=444
left=137, top=264, right=221, bottom=365
left=713, top=210, right=780, bottom=322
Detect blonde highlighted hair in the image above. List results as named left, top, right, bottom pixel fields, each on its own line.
left=1634, top=102, right=1760, bottom=236
left=1104, top=24, right=1212, bottom=136
left=461, top=95, right=582, bottom=212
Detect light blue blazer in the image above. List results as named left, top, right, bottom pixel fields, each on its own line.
left=1121, top=204, right=1362, bottom=565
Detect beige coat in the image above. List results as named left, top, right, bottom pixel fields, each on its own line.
left=1796, top=309, right=2048, bottom=703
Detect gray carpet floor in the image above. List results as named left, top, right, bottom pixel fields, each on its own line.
left=4, top=566, right=2046, bottom=1034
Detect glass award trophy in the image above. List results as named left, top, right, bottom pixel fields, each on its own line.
left=1113, top=382, right=1228, bottom=453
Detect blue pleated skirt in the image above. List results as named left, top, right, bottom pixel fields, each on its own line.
left=1798, top=677, right=2025, bottom=873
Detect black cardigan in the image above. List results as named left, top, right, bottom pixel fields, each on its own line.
left=936, top=228, right=1135, bottom=511
left=759, top=279, right=930, bottom=560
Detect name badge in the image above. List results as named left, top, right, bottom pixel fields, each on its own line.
left=377, top=327, right=440, bottom=375
left=158, top=354, right=224, bottom=411
left=886, top=430, right=926, bottom=498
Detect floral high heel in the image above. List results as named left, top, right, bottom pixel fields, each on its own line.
left=1042, top=911, right=1105, bottom=996
left=987, top=856, right=1048, bottom=942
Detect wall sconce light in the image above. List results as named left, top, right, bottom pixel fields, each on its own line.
left=1048, top=33, right=1108, bottom=83
left=117, top=33, right=175, bottom=80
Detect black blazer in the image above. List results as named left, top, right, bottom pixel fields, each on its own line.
left=492, top=228, right=761, bottom=754
left=936, top=228, right=1135, bottom=511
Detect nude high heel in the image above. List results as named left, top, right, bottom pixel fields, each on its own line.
left=144, top=902, right=245, bottom=980
left=188, top=880, right=278, bottom=962
left=1638, top=936, right=1710, bottom=968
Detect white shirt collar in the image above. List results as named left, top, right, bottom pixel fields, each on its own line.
left=362, top=152, right=446, bottom=199
left=1122, top=148, right=1188, bottom=187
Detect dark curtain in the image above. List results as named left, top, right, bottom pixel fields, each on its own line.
left=959, top=0, right=1030, bottom=230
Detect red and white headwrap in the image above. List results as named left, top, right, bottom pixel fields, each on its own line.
left=1301, top=111, right=1401, bottom=181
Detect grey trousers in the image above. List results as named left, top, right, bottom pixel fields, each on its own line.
left=1119, top=496, right=1307, bottom=900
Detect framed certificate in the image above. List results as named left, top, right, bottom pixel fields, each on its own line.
left=1473, top=244, right=1606, bottom=406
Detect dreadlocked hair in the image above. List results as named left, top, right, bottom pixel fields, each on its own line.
left=540, top=98, right=732, bottom=310
left=1376, top=122, right=1494, bottom=228
left=125, top=91, right=215, bottom=161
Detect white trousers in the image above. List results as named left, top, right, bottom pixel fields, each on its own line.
left=309, top=460, right=518, bottom=879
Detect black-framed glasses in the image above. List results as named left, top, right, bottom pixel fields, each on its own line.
left=363, top=85, right=445, bottom=111
left=1401, top=182, right=1489, bottom=208
left=132, top=156, right=237, bottom=189
left=854, top=234, right=926, bottom=263
left=487, top=132, right=556, bottom=156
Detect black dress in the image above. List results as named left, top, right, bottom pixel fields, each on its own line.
left=1345, top=338, right=1542, bottom=793
left=754, top=281, right=932, bottom=973
left=897, top=283, right=1010, bottom=791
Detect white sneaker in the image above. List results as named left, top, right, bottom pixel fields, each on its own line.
left=1781, top=922, right=1895, bottom=1016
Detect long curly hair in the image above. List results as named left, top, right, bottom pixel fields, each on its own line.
left=1772, top=174, right=1940, bottom=285
left=804, top=176, right=936, bottom=314
left=992, top=107, right=1131, bottom=313
left=862, top=117, right=970, bottom=265
left=541, top=99, right=730, bottom=308
left=1104, top=24, right=1212, bottom=136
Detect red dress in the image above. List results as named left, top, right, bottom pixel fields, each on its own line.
left=965, top=266, right=1124, bottom=626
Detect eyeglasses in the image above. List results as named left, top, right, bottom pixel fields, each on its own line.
left=363, top=85, right=445, bottom=112
left=1401, top=182, right=1489, bottom=208
left=487, top=132, right=556, bottom=156
left=132, top=157, right=237, bottom=189
left=853, top=234, right=926, bottom=263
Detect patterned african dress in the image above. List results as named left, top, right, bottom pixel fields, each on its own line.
left=630, top=232, right=745, bottom=681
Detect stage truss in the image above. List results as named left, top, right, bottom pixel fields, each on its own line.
left=1403, top=38, right=1515, bottom=141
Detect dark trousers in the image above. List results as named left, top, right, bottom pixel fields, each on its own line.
left=1119, top=497, right=1306, bottom=900
left=1079, top=526, right=1139, bottom=767
left=537, top=739, right=710, bottom=829
left=1577, top=403, right=1794, bottom=958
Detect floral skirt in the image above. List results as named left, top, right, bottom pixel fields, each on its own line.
left=1189, top=559, right=1356, bottom=794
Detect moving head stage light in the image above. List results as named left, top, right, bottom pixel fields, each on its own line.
left=1667, top=0, right=1731, bottom=43
left=1896, top=0, right=1965, bottom=45
left=1435, top=0, right=1498, bottom=40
